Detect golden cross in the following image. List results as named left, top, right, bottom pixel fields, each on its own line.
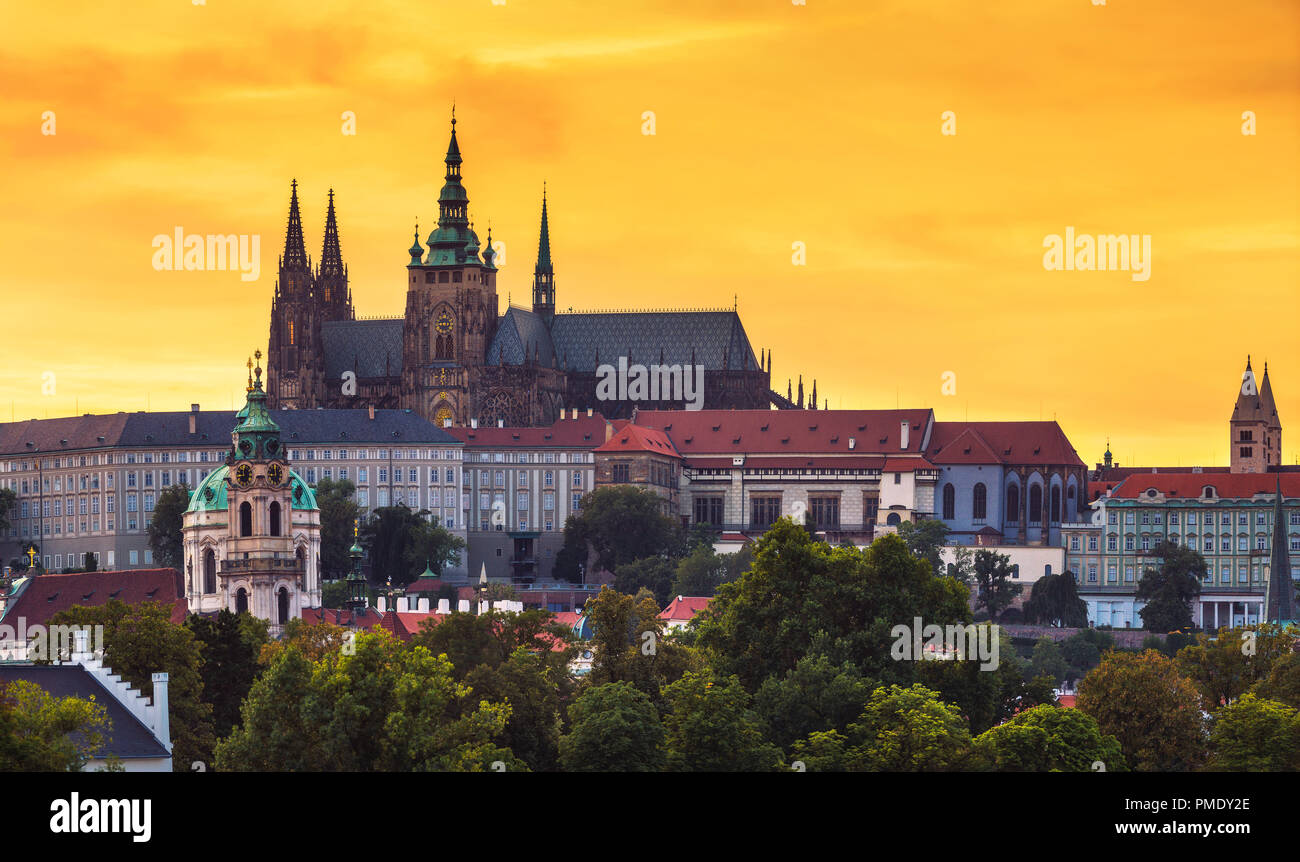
left=246, top=356, right=254, bottom=392
left=25, top=546, right=36, bottom=568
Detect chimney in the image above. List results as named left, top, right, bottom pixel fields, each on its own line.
left=418, top=597, right=430, bottom=612
left=368, top=405, right=375, bottom=421
left=586, top=407, right=593, bottom=417
left=471, top=418, right=478, bottom=429
left=151, top=672, right=171, bottom=753
left=437, top=598, right=450, bottom=613
left=457, top=599, right=470, bottom=613
left=188, top=404, right=199, bottom=434
left=848, top=436, right=856, bottom=450
left=900, top=421, right=909, bottom=450
left=377, top=596, right=387, bottom=612
left=497, top=419, right=504, bottom=428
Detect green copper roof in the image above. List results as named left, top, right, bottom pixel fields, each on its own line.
left=184, top=466, right=318, bottom=513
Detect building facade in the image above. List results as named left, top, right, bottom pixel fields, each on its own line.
left=0, top=405, right=465, bottom=577
left=446, top=411, right=607, bottom=583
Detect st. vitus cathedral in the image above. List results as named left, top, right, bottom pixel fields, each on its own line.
left=267, top=113, right=795, bottom=427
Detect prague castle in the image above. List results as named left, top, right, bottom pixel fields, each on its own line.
left=266, top=114, right=787, bottom=427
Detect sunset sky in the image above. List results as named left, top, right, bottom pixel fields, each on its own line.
left=2, top=0, right=1296, bottom=467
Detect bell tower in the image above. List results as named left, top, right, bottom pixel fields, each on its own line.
left=1230, top=357, right=1282, bottom=473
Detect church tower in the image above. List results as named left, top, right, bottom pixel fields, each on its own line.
left=1265, top=477, right=1294, bottom=622
left=267, top=180, right=324, bottom=409
left=532, top=188, right=555, bottom=324
left=400, top=111, right=500, bottom=427
left=316, top=188, right=354, bottom=323
left=1230, top=357, right=1282, bottom=473
left=182, top=353, right=322, bottom=632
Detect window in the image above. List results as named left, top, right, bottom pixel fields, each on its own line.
left=810, top=496, right=840, bottom=530
left=1028, top=485, right=1042, bottom=524
left=269, top=501, right=282, bottom=536
left=1088, top=536, right=1098, bottom=552
left=1087, top=564, right=1097, bottom=583
left=1049, top=485, right=1061, bottom=523
left=612, top=463, right=630, bottom=483
left=694, top=496, right=724, bottom=525
left=572, top=472, right=583, bottom=487
left=893, top=473, right=901, bottom=485
left=544, top=470, right=554, bottom=487
left=1107, top=564, right=1117, bottom=583
left=1070, top=536, right=1080, bottom=551
left=972, top=484, right=987, bottom=521
left=941, top=484, right=955, bottom=520
left=750, top=496, right=781, bottom=530
left=203, top=549, right=216, bottom=593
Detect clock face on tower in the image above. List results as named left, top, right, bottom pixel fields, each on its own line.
left=234, top=463, right=254, bottom=487
left=267, top=463, right=284, bottom=486
left=436, top=311, right=453, bottom=334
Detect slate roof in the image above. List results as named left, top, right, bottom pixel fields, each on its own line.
left=486, top=309, right=760, bottom=372
left=446, top=414, right=611, bottom=448
left=0, top=665, right=170, bottom=760
left=1, top=569, right=187, bottom=626
left=321, top=318, right=404, bottom=379
left=0, top=408, right=459, bottom=455
left=487, top=307, right=557, bottom=367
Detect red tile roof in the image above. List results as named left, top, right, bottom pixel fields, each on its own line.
left=926, top=422, right=1085, bottom=468
left=2, top=569, right=187, bottom=626
left=446, top=414, right=611, bottom=448
left=660, top=595, right=712, bottom=622
left=634, top=409, right=934, bottom=456
left=1109, top=471, right=1300, bottom=500
left=595, top=423, right=682, bottom=457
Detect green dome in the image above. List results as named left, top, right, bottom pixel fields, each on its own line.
left=185, top=466, right=319, bottom=513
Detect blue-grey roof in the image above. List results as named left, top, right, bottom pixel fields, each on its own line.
left=0, top=408, right=461, bottom=455
left=321, top=319, right=404, bottom=379
left=548, top=310, right=759, bottom=372
left=0, top=665, right=170, bottom=760
left=487, top=307, right=557, bottom=367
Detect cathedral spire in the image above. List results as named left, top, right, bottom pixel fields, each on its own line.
left=427, top=110, right=472, bottom=266
left=319, top=189, right=344, bottom=279
left=532, top=185, right=555, bottom=323
left=282, top=179, right=309, bottom=273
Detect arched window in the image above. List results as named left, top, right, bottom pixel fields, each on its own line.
left=972, top=483, right=987, bottom=521
left=269, top=501, right=282, bottom=537
left=941, top=484, right=955, bottom=520
left=1028, top=485, right=1043, bottom=524
left=277, top=587, right=290, bottom=624
left=1050, top=486, right=1062, bottom=523
left=239, top=501, right=253, bottom=537
left=235, top=588, right=248, bottom=614
left=886, top=512, right=902, bottom=526
left=203, top=548, right=216, bottom=594
left=1006, top=484, right=1019, bottom=522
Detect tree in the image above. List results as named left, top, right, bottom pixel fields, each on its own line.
left=0, top=487, right=16, bottom=534
left=409, top=608, right=575, bottom=682
left=896, top=519, right=949, bottom=576
left=1176, top=624, right=1296, bottom=708
left=661, top=670, right=783, bottom=771
left=584, top=586, right=699, bottom=703
left=1254, top=649, right=1300, bottom=709
left=315, top=478, right=361, bottom=581
left=695, top=521, right=970, bottom=691
left=915, top=626, right=1042, bottom=734
left=613, top=556, right=676, bottom=608
left=403, top=515, right=466, bottom=581
left=1076, top=650, right=1206, bottom=771
left=972, top=549, right=1022, bottom=622
left=669, top=544, right=727, bottom=599
left=555, top=486, right=683, bottom=578
left=463, top=648, right=567, bottom=772
left=49, top=600, right=215, bottom=771
left=559, top=682, right=665, bottom=772
left=186, top=610, right=269, bottom=739
left=1206, top=694, right=1300, bottom=771
left=216, top=630, right=524, bottom=771
left=1030, top=637, right=1070, bottom=686
left=973, top=703, right=1126, bottom=772
left=791, top=684, right=975, bottom=772
left=1060, top=628, right=1114, bottom=683
left=945, top=545, right=975, bottom=585
left=362, top=505, right=464, bottom=588
left=0, top=679, right=112, bottom=771
left=753, top=655, right=875, bottom=753
left=1135, top=541, right=1205, bottom=632
left=1022, top=572, right=1088, bottom=627
left=146, top=483, right=190, bottom=570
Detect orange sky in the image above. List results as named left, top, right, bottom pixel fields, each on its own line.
left=1, top=0, right=1296, bottom=467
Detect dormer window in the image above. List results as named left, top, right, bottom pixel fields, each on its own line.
left=1203, top=486, right=1215, bottom=499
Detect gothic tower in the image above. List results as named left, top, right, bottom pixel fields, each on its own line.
left=532, top=188, right=555, bottom=324
left=267, top=180, right=324, bottom=409
left=400, top=112, right=499, bottom=427
left=1230, top=357, right=1282, bottom=473
left=316, top=188, right=354, bottom=323
left=1265, top=477, right=1294, bottom=622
